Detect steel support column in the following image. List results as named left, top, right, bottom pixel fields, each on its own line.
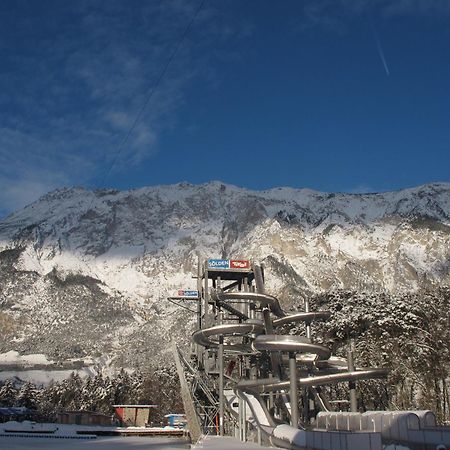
left=218, top=335, right=224, bottom=436
left=289, top=352, right=299, bottom=427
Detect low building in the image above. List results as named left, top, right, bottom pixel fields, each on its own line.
left=57, top=410, right=113, bottom=426
left=113, top=404, right=157, bottom=427
left=164, top=413, right=187, bottom=428
left=0, top=407, right=37, bottom=423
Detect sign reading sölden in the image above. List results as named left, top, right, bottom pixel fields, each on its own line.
left=207, top=259, right=250, bottom=270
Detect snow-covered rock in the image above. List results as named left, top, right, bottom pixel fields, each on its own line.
left=0, top=181, right=448, bottom=370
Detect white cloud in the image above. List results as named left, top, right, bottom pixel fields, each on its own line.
left=0, top=0, right=250, bottom=216
left=381, top=0, right=450, bottom=17
left=0, top=177, right=66, bottom=217
left=104, top=111, right=133, bottom=130
left=0, top=126, right=92, bottom=217
left=299, top=0, right=450, bottom=30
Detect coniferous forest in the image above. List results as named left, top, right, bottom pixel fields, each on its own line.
left=0, top=367, right=183, bottom=424
left=309, top=287, right=450, bottom=424
left=1, top=288, right=449, bottom=424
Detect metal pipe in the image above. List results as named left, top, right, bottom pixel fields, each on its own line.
left=195, top=254, right=203, bottom=364
left=218, top=335, right=224, bottom=436
left=268, top=373, right=274, bottom=411
left=242, top=278, right=249, bottom=319
left=242, top=399, right=247, bottom=441
left=303, top=297, right=311, bottom=424
left=238, top=396, right=242, bottom=440
left=215, top=291, right=285, bottom=318
left=348, top=339, right=358, bottom=412
left=204, top=261, right=209, bottom=327
left=252, top=263, right=282, bottom=381
left=289, top=352, right=299, bottom=427
left=197, top=253, right=202, bottom=330
left=253, top=263, right=265, bottom=294
left=240, top=354, right=247, bottom=442
left=236, top=368, right=389, bottom=393
left=304, top=298, right=311, bottom=340
left=272, top=311, right=331, bottom=327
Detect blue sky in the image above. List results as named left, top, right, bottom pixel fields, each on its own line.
left=1, top=0, right=449, bottom=217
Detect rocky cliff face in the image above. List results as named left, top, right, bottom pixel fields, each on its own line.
left=0, top=181, right=449, bottom=372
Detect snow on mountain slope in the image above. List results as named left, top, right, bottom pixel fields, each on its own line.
left=0, top=181, right=449, bottom=369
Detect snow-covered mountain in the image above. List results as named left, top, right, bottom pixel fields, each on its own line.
left=0, top=181, right=449, bottom=372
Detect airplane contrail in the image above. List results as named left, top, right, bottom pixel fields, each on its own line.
left=374, top=31, right=390, bottom=76
left=369, top=19, right=390, bottom=76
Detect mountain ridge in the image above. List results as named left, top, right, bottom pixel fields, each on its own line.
left=0, top=181, right=449, bottom=371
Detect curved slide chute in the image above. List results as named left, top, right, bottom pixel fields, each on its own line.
left=236, top=369, right=389, bottom=394
left=192, top=269, right=388, bottom=448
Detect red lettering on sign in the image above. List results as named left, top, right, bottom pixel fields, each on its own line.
left=230, top=260, right=250, bottom=269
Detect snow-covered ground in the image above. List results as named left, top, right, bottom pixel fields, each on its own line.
left=0, top=421, right=189, bottom=449
left=0, top=369, right=83, bottom=384
left=192, top=435, right=273, bottom=449
left=0, top=351, right=120, bottom=385
left=0, top=436, right=188, bottom=449
left=192, top=436, right=411, bottom=450
left=0, top=434, right=414, bottom=450
left=0, top=351, right=53, bottom=366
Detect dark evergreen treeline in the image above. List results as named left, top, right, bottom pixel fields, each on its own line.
left=0, top=366, right=183, bottom=423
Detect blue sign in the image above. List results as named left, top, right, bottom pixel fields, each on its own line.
left=208, top=259, right=230, bottom=269
left=184, top=290, right=199, bottom=298
left=178, top=290, right=199, bottom=298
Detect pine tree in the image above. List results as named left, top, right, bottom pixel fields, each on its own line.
left=0, top=380, right=17, bottom=407
left=16, top=382, right=38, bottom=409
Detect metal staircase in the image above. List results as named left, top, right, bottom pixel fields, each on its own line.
left=173, top=343, right=219, bottom=438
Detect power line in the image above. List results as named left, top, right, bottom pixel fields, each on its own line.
left=99, top=0, right=206, bottom=187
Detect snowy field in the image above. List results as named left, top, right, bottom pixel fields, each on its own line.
left=192, top=436, right=273, bottom=449
left=0, top=434, right=415, bottom=450
left=0, top=422, right=189, bottom=450
left=0, top=436, right=189, bottom=450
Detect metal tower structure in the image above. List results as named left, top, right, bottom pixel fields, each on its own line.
left=172, top=256, right=450, bottom=450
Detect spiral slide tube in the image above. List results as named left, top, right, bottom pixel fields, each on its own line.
left=192, top=270, right=389, bottom=449
left=193, top=322, right=265, bottom=354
